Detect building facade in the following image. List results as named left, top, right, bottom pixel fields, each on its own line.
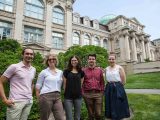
left=0, top=0, right=158, bottom=63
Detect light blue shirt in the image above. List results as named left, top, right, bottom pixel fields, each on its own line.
left=36, top=68, right=63, bottom=95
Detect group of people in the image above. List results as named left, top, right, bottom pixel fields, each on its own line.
left=0, top=48, right=130, bottom=120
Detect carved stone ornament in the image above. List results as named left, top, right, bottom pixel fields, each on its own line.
left=66, top=4, right=73, bottom=11
left=47, top=0, right=53, bottom=4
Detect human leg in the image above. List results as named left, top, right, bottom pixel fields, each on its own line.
left=95, top=93, right=103, bottom=120
left=20, top=100, right=33, bottom=120
left=64, top=99, right=73, bottom=120
left=39, top=94, right=53, bottom=120
left=7, top=101, right=26, bottom=120
left=73, top=98, right=82, bottom=120
left=52, top=93, right=65, bottom=120
left=83, top=93, right=94, bottom=120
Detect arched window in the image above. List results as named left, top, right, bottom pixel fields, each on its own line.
left=0, top=0, right=14, bottom=12
left=103, top=39, right=108, bottom=49
left=25, top=0, right=44, bottom=20
left=94, top=37, right=100, bottom=46
left=0, top=21, right=12, bottom=39
left=84, top=34, right=90, bottom=45
left=53, top=6, right=64, bottom=25
left=73, top=32, right=80, bottom=45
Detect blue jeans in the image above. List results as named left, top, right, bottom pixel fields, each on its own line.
left=64, top=98, right=82, bottom=120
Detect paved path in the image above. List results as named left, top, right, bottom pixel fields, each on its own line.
left=125, top=89, right=160, bottom=94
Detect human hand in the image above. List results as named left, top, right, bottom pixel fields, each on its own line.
left=3, top=99, right=14, bottom=107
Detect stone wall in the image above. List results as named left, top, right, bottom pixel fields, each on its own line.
left=133, top=61, right=160, bottom=74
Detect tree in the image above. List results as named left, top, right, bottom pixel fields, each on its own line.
left=58, top=45, right=108, bottom=69
left=0, top=39, right=22, bottom=53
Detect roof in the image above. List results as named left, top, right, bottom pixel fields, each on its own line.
left=99, top=14, right=116, bottom=25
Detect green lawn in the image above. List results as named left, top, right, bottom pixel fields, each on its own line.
left=128, top=94, right=160, bottom=120
left=125, top=72, right=160, bottom=89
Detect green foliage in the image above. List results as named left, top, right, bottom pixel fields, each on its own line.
left=0, top=39, right=22, bottom=53
left=0, top=51, right=20, bottom=75
left=125, top=72, right=160, bottom=89
left=128, top=94, right=160, bottom=120
left=144, top=58, right=151, bottom=62
left=32, top=52, right=45, bottom=75
left=58, top=45, right=108, bottom=69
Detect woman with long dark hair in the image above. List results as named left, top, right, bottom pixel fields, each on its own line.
left=63, top=55, right=84, bottom=120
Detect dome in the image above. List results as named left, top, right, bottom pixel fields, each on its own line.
left=99, top=14, right=116, bottom=25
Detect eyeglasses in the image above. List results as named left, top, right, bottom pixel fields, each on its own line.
left=48, top=58, right=56, bottom=61
left=108, top=59, right=115, bottom=60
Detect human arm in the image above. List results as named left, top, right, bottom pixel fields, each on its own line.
left=35, top=71, right=45, bottom=99
left=0, top=75, right=14, bottom=106
left=32, top=69, right=36, bottom=94
left=119, top=66, right=126, bottom=85
left=100, top=69, right=105, bottom=92
left=81, top=71, right=85, bottom=87
left=62, top=75, right=66, bottom=92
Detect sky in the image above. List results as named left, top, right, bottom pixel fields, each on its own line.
left=73, top=0, right=160, bottom=40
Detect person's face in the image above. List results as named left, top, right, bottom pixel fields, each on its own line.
left=88, top=56, right=96, bottom=67
left=22, top=49, right=34, bottom=63
left=48, top=56, right=57, bottom=67
left=71, top=57, right=78, bottom=67
left=108, top=55, right=116, bottom=66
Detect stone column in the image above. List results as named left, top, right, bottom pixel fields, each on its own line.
left=123, top=30, right=130, bottom=61
left=131, top=32, right=137, bottom=62
left=14, top=0, right=24, bottom=43
left=45, top=2, right=52, bottom=48
left=151, top=50, right=155, bottom=61
left=119, top=33, right=125, bottom=61
left=140, top=36, right=146, bottom=61
left=65, top=2, right=73, bottom=48
left=100, top=37, right=103, bottom=47
left=80, top=31, right=84, bottom=45
left=145, top=38, right=151, bottom=60
left=107, top=39, right=111, bottom=52
left=108, top=34, right=113, bottom=52
left=91, top=34, right=94, bottom=45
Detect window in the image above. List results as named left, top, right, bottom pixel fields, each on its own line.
left=73, top=32, right=80, bottom=45
left=25, top=0, right=44, bottom=20
left=103, top=39, right=108, bottom=49
left=94, top=37, right=100, bottom=46
left=84, top=34, right=90, bottom=45
left=0, top=0, right=14, bottom=12
left=53, top=6, right=64, bottom=25
left=124, top=21, right=128, bottom=26
left=0, top=21, right=12, bottom=39
left=24, top=26, right=43, bottom=43
left=52, top=32, right=64, bottom=49
left=114, top=22, right=117, bottom=27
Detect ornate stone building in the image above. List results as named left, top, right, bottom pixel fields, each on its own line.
left=0, top=0, right=158, bottom=63
left=100, top=15, right=156, bottom=64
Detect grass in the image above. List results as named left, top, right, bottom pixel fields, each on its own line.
left=125, top=72, right=160, bottom=89
left=127, top=94, right=160, bottom=120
